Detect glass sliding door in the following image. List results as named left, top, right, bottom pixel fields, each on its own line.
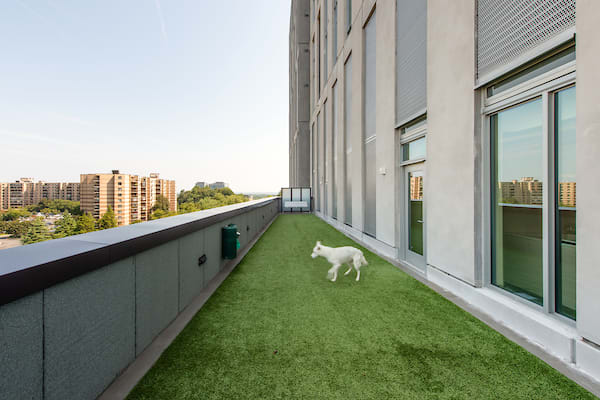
left=491, top=98, right=544, bottom=305
left=408, top=171, right=424, bottom=255
left=555, top=86, right=576, bottom=319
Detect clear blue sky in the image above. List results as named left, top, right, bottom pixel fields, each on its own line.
left=0, top=0, right=291, bottom=193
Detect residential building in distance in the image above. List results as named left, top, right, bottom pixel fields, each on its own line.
left=80, top=170, right=176, bottom=226
left=195, top=182, right=206, bottom=188
left=208, top=182, right=228, bottom=189
left=291, top=0, right=600, bottom=383
left=0, top=178, right=81, bottom=211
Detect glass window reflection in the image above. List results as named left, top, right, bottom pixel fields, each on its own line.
left=491, top=98, right=544, bottom=305
left=555, top=86, right=576, bottom=319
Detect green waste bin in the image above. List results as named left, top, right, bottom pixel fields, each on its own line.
left=222, top=224, right=241, bottom=259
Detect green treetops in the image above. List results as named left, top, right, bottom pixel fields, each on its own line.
left=22, top=217, right=52, bottom=244
left=152, top=195, right=171, bottom=212
left=77, top=212, right=96, bottom=233
left=98, top=207, right=118, bottom=230
left=53, top=212, right=78, bottom=238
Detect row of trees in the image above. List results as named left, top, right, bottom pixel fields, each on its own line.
left=0, top=187, right=249, bottom=245
left=176, top=187, right=248, bottom=215
left=0, top=205, right=118, bottom=245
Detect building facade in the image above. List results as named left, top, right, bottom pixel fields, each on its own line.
left=80, top=171, right=176, bottom=226
left=290, top=0, right=600, bottom=382
left=289, top=0, right=311, bottom=187
left=0, top=178, right=81, bottom=211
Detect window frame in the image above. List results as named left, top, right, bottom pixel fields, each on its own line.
left=482, top=56, right=576, bottom=324
left=398, top=122, right=427, bottom=167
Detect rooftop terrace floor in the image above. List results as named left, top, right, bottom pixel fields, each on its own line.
left=127, top=214, right=594, bottom=399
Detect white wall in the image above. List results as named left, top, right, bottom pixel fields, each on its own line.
left=426, top=0, right=478, bottom=285
left=576, top=0, right=600, bottom=346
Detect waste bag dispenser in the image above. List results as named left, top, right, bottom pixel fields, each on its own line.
left=222, top=223, right=241, bottom=259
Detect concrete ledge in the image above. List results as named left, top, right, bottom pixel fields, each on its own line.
left=427, top=265, right=578, bottom=363
left=576, top=340, right=600, bottom=385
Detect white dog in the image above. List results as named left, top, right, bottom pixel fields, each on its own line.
left=311, top=241, right=368, bottom=282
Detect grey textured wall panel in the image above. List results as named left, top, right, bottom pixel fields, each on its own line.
left=477, top=0, right=576, bottom=79
left=396, top=0, right=427, bottom=124
left=234, top=214, right=248, bottom=249
left=204, top=223, right=223, bottom=283
left=136, top=242, right=179, bottom=355
left=44, top=258, right=135, bottom=400
left=0, top=293, right=43, bottom=400
left=178, top=230, right=205, bottom=312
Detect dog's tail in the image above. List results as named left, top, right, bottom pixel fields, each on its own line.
left=354, top=252, right=368, bottom=267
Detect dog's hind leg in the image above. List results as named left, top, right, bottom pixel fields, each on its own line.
left=344, top=263, right=353, bottom=276
left=353, top=257, right=362, bottom=281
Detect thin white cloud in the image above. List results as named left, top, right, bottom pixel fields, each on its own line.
left=0, top=128, right=71, bottom=147
left=45, top=111, right=97, bottom=128
left=153, top=0, right=168, bottom=43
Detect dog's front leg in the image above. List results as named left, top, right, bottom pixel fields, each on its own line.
left=327, top=267, right=335, bottom=281
left=330, top=264, right=341, bottom=282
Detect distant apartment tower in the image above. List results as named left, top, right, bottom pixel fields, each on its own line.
left=195, top=182, right=206, bottom=188
left=0, top=178, right=80, bottom=211
left=80, top=170, right=176, bottom=226
left=288, top=0, right=311, bottom=187
left=208, top=182, right=228, bottom=189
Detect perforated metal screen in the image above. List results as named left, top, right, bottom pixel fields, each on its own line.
left=396, top=0, right=427, bottom=125
left=477, top=0, right=576, bottom=80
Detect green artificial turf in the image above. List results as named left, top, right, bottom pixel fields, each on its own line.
left=127, top=214, right=595, bottom=400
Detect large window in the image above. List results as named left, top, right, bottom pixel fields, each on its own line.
left=487, top=46, right=576, bottom=319
left=363, top=10, right=376, bottom=237
left=555, top=86, right=576, bottom=319
left=491, top=98, right=544, bottom=305
left=344, top=55, right=352, bottom=226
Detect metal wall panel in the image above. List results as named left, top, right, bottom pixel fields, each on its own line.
left=0, top=293, right=43, bottom=400
left=135, top=241, right=179, bottom=355
left=344, top=55, right=353, bottom=226
left=364, top=11, right=377, bottom=236
left=332, top=82, right=338, bottom=218
left=178, top=230, right=205, bottom=311
left=396, top=0, right=427, bottom=124
left=477, top=0, right=576, bottom=80
left=45, top=258, right=135, bottom=400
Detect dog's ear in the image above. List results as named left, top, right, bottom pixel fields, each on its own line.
left=317, top=241, right=321, bottom=245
